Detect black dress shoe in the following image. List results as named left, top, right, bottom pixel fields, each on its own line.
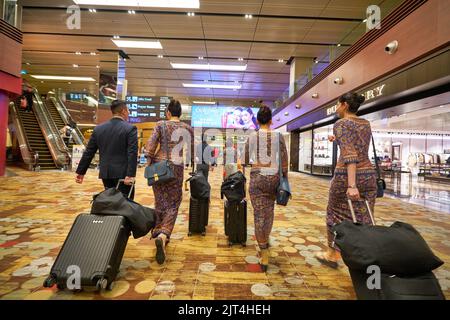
left=155, top=237, right=166, bottom=265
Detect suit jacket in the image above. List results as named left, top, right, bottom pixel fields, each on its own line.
left=76, top=117, right=138, bottom=179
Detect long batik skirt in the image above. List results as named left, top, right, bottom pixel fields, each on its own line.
left=326, top=170, right=377, bottom=249
left=249, top=171, right=280, bottom=250
left=151, top=164, right=184, bottom=239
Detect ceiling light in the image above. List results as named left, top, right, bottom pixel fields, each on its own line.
left=68, top=82, right=72, bottom=84
left=193, top=101, right=216, bottom=105
left=171, top=63, right=247, bottom=71
left=198, top=56, right=204, bottom=60
left=187, top=12, right=195, bottom=16
left=157, top=54, right=164, bottom=58
left=75, top=51, right=82, bottom=55
left=337, top=43, right=341, bottom=47
left=314, top=59, right=319, bottom=64
left=26, top=62, right=31, bottom=65
left=245, top=14, right=253, bottom=19
left=88, top=8, right=96, bottom=13
left=90, top=52, right=97, bottom=55
left=31, top=75, right=96, bottom=82
left=113, top=35, right=120, bottom=39
left=278, top=59, right=284, bottom=63
left=73, top=64, right=79, bottom=68
left=363, top=18, right=368, bottom=23
left=112, top=39, right=163, bottom=49
left=73, top=0, right=200, bottom=9
left=312, top=93, right=319, bottom=98
left=238, top=57, right=243, bottom=61
left=183, top=83, right=242, bottom=89
left=128, top=10, right=136, bottom=14
left=96, top=65, right=100, bottom=68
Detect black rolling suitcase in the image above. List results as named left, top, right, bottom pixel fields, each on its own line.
left=224, top=199, right=247, bottom=247
left=43, top=214, right=130, bottom=291
left=187, top=164, right=210, bottom=236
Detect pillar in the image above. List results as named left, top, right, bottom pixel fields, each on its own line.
left=0, top=91, right=9, bottom=176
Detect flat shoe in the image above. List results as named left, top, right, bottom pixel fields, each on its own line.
left=315, top=252, right=338, bottom=269
left=155, top=238, right=166, bottom=265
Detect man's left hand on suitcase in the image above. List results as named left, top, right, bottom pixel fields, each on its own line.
left=124, top=176, right=135, bottom=185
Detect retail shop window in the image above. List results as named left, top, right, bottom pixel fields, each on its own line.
left=312, top=125, right=334, bottom=176
left=298, top=130, right=312, bottom=173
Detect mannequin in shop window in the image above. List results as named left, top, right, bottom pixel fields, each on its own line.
left=315, top=92, right=378, bottom=268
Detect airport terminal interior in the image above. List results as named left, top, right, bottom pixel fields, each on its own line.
left=0, top=0, right=449, bottom=300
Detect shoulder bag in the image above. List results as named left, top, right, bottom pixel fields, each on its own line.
left=276, top=133, right=291, bottom=206
left=372, top=135, right=386, bottom=198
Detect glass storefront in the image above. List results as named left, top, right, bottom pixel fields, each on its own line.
left=298, top=124, right=334, bottom=176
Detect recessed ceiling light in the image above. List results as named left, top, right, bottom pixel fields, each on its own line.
left=112, top=39, right=163, bottom=49
left=88, top=8, right=96, bottom=13
left=238, top=57, right=244, bottom=61
left=245, top=14, right=253, bottom=19
left=193, top=101, right=216, bottom=105
left=363, top=18, right=368, bottom=23
left=90, top=52, right=97, bottom=55
left=337, top=43, right=341, bottom=47
left=26, top=62, right=31, bottom=65
left=75, top=51, right=82, bottom=55
left=171, top=63, right=247, bottom=71
left=31, top=75, right=96, bottom=81
left=187, top=12, right=195, bottom=16
left=183, top=83, right=242, bottom=89
left=278, top=59, right=284, bottom=63
left=128, top=10, right=136, bottom=14
left=73, top=64, right=79, bottom=68
left=96, top=65, right=100, bottom=68
left=73, top=0, right=200, bottom=8
left=157, top=54, right=164, bottom=58
left=113, top=35, right=120, bottom=39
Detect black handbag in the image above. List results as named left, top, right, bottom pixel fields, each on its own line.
left=144, top=121, right=175, bottom=186
left=91, top=180, right=156, bottom=239
left=372, top=136, right=386, bottom=198
left=276, top=133, right=291, bottom=206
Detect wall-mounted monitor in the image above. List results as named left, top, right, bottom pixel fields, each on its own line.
left=191, top=105, right=260, bottom=130
left=125, top=96, right=172, bottom=123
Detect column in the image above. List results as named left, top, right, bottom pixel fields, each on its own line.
left=0, top=91, right=9, bottom=176
left=289, top=58, right=313, bottom=98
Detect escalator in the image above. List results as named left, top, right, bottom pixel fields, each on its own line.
left=46, top=98, right=74, bottom=154
left=9, top=89, right=71, bottom=171
left=16, top=106, right=57, bottom=170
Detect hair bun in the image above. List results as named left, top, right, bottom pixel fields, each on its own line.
left=357, top=94, right=365, bottom=104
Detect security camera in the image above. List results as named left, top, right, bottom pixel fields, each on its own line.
left=385, top=40, right=399, bottom=54
left=333, top=77, right=344, bottom=85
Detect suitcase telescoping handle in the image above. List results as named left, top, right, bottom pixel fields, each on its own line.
left=116, top=179, right=135, bottom=199
left=347, top=198, right=375, bottom=226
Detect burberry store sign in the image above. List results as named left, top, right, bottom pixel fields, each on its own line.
left=326, top=84, right=386, bottom=116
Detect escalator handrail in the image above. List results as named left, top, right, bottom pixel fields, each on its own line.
left=9, top=101, right=39, bottom=169
left=50, top=96, right=85, bottom=146
left=32, top=89, right=71, bottom=168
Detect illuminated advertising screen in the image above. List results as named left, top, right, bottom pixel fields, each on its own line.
left=191, top=105, right=260, bottom=129
left=125, top=96, right=172, bottom=123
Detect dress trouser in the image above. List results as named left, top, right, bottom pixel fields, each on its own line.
left=102, top=178, right=135, bottom=200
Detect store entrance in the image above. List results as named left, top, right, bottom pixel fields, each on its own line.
left=363, top=95, right=450, bottom=212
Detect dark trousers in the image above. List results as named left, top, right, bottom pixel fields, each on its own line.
left=102, top=178, right=135, bottom=200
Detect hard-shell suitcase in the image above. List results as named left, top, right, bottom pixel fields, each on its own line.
left=43, top=214, right=130, bottom=291
left=224, top=199, right=247, bottom=247
left=188, top=197, right=209, bottom=236
left=342, top=200, right=445, bottom=300
left=349, top=269, right=445, bottom=300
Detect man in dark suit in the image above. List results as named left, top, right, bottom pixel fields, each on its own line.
left=75, top=100, right=138, bottom=199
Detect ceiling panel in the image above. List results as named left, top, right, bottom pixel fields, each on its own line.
left=146, top=14, right=204, bottom=38
left=159, top=39, right=207, bottom=56
left=205, top=41, right=252, bottom=58
left=248, top=43, right=298, bottom=59
left=302, top=20, right=359, bottom=43
left=202, top=16, right=257, bottom=40
left=254, top=18, right=313, bottom=42
left=260, top=0, right=329, bottom=17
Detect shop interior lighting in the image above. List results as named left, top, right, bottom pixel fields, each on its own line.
left=31, top=75, right=96, bottom=81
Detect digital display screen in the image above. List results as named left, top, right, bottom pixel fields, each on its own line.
left=126, top=96, right=172, bottom=123
left=191, top=105, right=260, bottom=129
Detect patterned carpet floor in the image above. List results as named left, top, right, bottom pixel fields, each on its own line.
left=0, top=166, right=449, bottom=300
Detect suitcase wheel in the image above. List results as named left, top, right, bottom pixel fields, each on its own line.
left=43, top=276, right=56, bottom=288
left=107, top=281, right=114, bottom=291
left=96, top=278, right=108, bottom=291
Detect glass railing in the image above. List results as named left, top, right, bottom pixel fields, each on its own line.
left=32, top=89, right=71, bottom=168
left=274, top=0, right=404, bottom=109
